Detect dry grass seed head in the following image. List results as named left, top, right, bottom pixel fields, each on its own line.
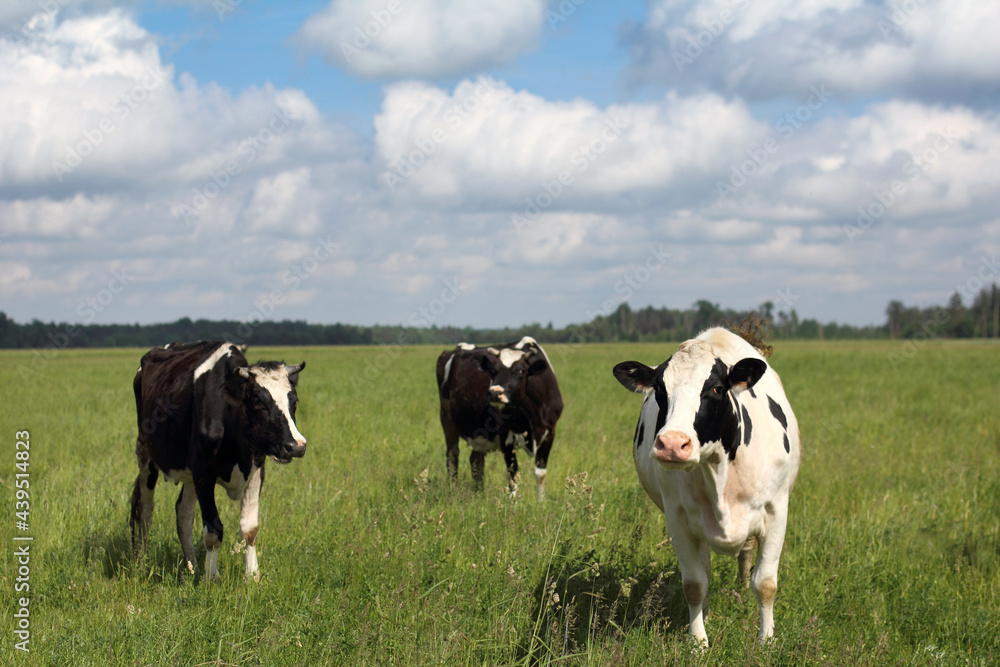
left=728, top=313, right=774, bottom=358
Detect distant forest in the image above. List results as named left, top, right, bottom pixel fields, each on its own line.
left=1, top=284, right=997, bottom=350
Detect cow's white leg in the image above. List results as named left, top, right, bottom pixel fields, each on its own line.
left=175, top=483, right=197, bottom=571
left=195, top=481, right=223, bottom=582
left=239, top=464, right=263, bottom=580
left=752, top=498, right=790, bottom=640
left=203, top=525, right=220, bottom=581
left=534, top=465, right=547, bottom=501
left=667, top=513, right=711, bottom=646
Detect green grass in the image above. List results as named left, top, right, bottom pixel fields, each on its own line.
left=1, top=340, right=998, bottom=665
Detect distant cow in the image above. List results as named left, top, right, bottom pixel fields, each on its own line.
left=130, top=341, right=307, bottom=580
left=436, top=336, right=563, bottom=498
left=612, top=327, right=800, bottom=645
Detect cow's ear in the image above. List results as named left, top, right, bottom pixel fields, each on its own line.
left=222, top=368, right=250, bottom=407
left=286, top=361, right=305, bottom=387
left=613, top=361, right=657, bottom=393
left=477, top=353, right=494, bottom=373
left=528, top=357, right=549, bottom=376
left=728, top=358, right=767, bottom=391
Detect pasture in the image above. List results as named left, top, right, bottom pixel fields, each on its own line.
left=1, top=340, right=998, bottom=665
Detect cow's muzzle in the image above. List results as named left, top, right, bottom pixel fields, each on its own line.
left=488, top=385, right=509, bottom=405
left=653, top=432, right=694, bottom=465
left=272, top=439, right=307, bottom=464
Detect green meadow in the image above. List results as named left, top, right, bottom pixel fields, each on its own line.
left=1, top=340, right=998, bottom=665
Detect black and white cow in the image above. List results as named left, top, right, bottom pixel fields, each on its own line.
left=613, top=328, right=800, bottom=645
left=130, top=341, right=307, bottom=580
left=436, top=336, right=563, bottom=498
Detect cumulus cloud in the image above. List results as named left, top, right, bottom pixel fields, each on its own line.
left=624, top=0, right=1000, bottom=104
left=0, top=9, right=374, bottom=323
left=0, top=9, right=366, bottom=203
left=295, top=0, right=546, bottom=79
left=373, top=78, right=763, bottom=211
left=2, top=3, right=999, bottom=331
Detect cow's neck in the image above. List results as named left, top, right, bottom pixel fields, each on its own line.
left=697, top=450, right=731, bottom=525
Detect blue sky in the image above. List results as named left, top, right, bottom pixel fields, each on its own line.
left=141, top=1, right=650, bottom=135
left=2, top=0, right=999, bottom=330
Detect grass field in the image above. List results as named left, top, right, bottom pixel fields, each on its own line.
left=1, top=339, right=998, bottom=665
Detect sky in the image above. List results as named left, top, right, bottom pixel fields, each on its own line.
left=2, top=0, right=999, bottom=330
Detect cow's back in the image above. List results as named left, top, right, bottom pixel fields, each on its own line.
left=525, top=365, right=563, bottom=429
left=737, top=368, right=799, bottom=491
left=438, top=351, right=493, bottom=434
left=135, top=341, right=245, bottom=469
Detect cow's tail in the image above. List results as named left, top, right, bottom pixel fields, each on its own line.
left=129, top=472, right=142, bottom=550
left=130, top=439, right=157, bottom=555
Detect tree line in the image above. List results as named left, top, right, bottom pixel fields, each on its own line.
left=1, top=285, right=997, bottom=350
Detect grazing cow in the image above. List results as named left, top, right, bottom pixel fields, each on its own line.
left=612, top=327, right=800, bottom=645
left=436, top=336, right=563, bottom=498
left=130, top=341, right=307, bottom=580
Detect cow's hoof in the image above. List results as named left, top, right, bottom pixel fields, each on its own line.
left=688, top=636, right=709, bottom=652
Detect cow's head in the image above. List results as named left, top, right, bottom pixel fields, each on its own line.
left=476, top=345, right=550, bottom=408
left=613, top=339, right=766, bottom=469
left=226, top=360, right=308, bottom=463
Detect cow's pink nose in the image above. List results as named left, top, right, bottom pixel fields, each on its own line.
left=654, top=432, right=693, bottom=462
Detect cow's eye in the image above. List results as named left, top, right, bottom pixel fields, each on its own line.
left=712, top=385, right=725, bottom=395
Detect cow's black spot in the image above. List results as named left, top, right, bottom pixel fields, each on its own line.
left=653, top=386, right=669, bottom=435
left=783, top=432, right=790, bottom=453
left=749, top=387, right=756, bottom=399
left=767, top=396, right=788, bottom=430
left=741, top=404, right=752, bottom=446
left=695, top=358, right=741, bottom=459
left=635, top=420, right=645, bottom=450
left=146, top=463, right=158, bottom=490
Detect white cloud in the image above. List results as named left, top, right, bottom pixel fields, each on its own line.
left=0, top=9, right=355, bottom=202
left=243, top=168, right=321, bottom=235
left=626, top=0, right=1000, bottom=103
left=295, top=0, right=545, bottom=79
left=2, top=4, right=999, bottom=331
left=374, top=79, right=763, bottom=210
left=0, top=193, right=117, bottom=238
